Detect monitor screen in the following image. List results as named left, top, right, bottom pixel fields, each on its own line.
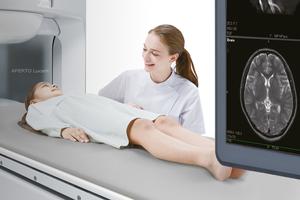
left=226, top=0, right=300, bottom=155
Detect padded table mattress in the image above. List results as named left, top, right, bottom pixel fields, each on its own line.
left=1, top=101, right=300, bottom=200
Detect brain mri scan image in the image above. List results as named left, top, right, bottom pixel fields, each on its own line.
left=240, top=49, right=297, bottom=141
left=226, top=0, right=300, bottom=155
left=249, top=0, right=300, bottom=15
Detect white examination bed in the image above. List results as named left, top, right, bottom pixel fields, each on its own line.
left=1, top=100, right=300, bottom=200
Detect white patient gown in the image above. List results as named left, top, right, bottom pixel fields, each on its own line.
left=26, top=94, right=160, bottom=148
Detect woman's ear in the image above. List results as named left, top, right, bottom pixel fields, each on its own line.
left=169, top=53, right=179, bottom=63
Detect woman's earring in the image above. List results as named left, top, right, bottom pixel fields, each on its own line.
left=171, top=61, right=176, bottom=68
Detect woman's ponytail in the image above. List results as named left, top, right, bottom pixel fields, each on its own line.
left=175, top=49, right=198, bottom=87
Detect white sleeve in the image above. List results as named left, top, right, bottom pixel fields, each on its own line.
left=98, top=71, right=128, bottom=103
left=179, top=91, right=205, bottom=134
left=41, top=128, right=64, bottom=138
left=26, top=106, right=70, bottom=138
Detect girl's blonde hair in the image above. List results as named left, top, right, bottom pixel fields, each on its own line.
left=24, top=82, right=41, bottom=111
left=19, top=82, right=43, bottom=133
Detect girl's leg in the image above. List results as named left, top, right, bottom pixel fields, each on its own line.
left=154, top=116, right=213, bottom=147
left=153, top=116, right=245, bottom=179
left=127, top=119, right=232, bottom=181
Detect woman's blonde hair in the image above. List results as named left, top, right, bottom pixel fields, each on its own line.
left=149, top=24, right=198, bottom=87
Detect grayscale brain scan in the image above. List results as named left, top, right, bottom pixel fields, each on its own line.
left=226, top=0, right=300, bottom=155
left=240, top=49, right=297, bottom=141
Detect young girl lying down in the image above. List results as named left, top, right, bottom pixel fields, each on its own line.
left=23, top=82, right=244, bottom=181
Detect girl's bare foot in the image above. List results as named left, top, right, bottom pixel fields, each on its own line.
left=207, top=149, right=232, bottom=181
left=230, top=168, right=246, bottom=179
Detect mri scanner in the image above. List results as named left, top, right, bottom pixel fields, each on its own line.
left=1, top=0, right=300, bottom=199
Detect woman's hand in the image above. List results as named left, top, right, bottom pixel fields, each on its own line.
left=127, top=103, right=144, bottom=110
left=61, top=128, right=89, bottom=143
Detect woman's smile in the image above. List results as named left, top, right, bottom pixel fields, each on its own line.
left=145, top=63, right=155, bottom=67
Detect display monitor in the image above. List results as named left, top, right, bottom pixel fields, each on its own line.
left=216, top=0, right=300, bottom=179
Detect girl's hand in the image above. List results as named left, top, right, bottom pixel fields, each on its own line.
left=61, top=128, right=89, bottom=143
left=127, top=103, right=144, bottom=110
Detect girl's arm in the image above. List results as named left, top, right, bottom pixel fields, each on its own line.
left=61, top=127, right=89, bottom=143
left=26, top=105, right=89, bottom=142
left=26, top=110, right=69, bottom=138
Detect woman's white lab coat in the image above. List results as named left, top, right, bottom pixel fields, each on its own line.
left=98, top=69, right=205, bottom=134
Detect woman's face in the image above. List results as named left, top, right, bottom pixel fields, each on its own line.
left=142, top=32, right=177, bottom=73
left=32, top=82, right=63, bottom=103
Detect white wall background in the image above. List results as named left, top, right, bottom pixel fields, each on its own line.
left=86, top=0, right=215, bottom=138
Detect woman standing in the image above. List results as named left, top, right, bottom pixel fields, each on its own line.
left=99, top=24, right=205, bottom=133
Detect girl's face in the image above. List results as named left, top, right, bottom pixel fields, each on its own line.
left=142, top=32, right=178, bottom=73
left=32, top=82, right=63, bottom=103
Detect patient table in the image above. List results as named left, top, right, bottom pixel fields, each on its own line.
left=1, top=100, right=300, bottom=200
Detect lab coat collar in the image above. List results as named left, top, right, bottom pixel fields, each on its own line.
left=147, top=69, right=176, bottom=88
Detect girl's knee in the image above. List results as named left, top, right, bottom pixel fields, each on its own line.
left=133, top=119, right=155, bottom=131
left=127, top=119, right=155, bottom=145
left=154, top=116, right=179, bottom=129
